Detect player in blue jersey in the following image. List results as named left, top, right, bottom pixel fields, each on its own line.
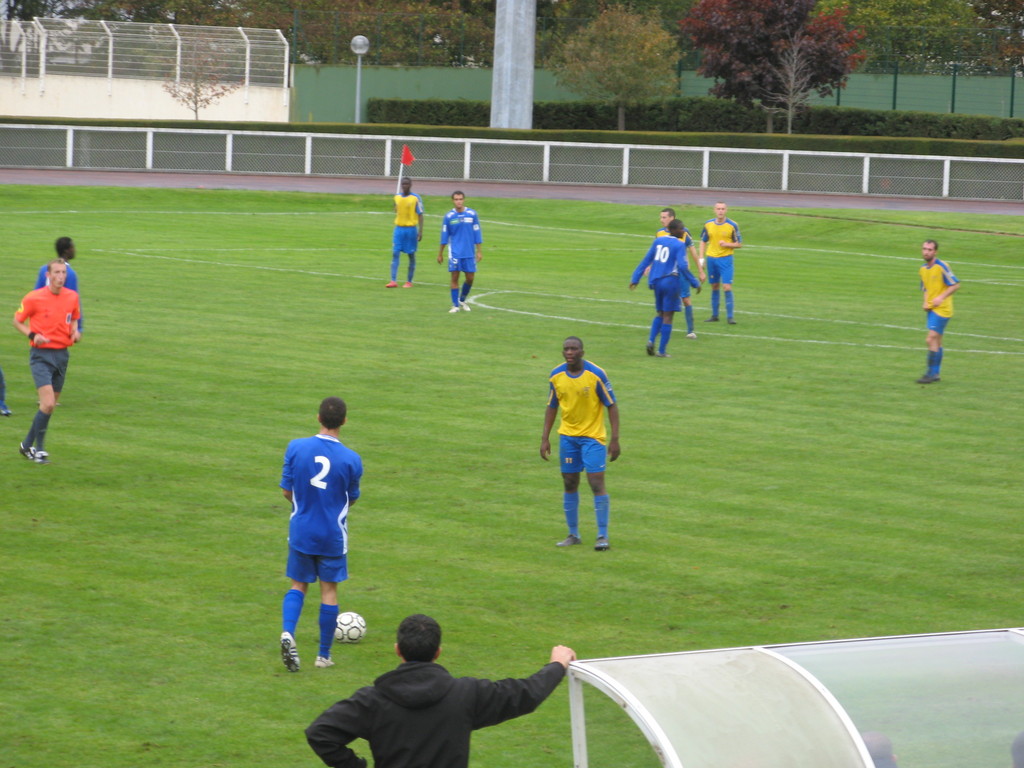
left=36, top=237, right=82, bottom=332
left=279, top=396, right=364, bottom=672
left=387, top=176, right=424, bottom=288
left=630, top=220, right=701, bottom=358
left=437, top=191, right=483, bottom=313
left=699, top=202, right=743, bottom=324
left=657, top=208, right=704, bottom=339
left=541, top=336, right=620, bottom=551
left=917, top=239, right=960, bottom=384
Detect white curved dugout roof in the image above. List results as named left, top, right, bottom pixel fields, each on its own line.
left=567, top=628, right=1024, bottom=768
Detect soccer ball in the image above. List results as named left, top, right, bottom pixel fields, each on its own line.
left=335, top=611, right=367, bottom=644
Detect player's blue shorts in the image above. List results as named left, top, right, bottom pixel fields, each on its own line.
left=652, top=275, right=683, bottom=313
left=392, top=226, right=418, bottom=255
left=707, top=255, right=734, bottom=285
left=559, top=434, right=607, bottom=474
left=287, top=547, right=348, bottom=584
left=679, top=279, right=692, bottom=300
left=926, top=311, right=950, bottom=334
left=448, top=256, right=477, bottom=273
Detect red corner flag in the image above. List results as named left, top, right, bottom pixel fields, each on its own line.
left=400, top=144, right=415, bottom=166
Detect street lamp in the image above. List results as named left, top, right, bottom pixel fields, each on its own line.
left=351, top=35, right=370, bottom=124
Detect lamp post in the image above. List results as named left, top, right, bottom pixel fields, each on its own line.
left=351, top=35, right=370, bottom=124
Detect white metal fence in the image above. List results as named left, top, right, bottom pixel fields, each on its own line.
left=0, top=19, right=288, bottom=88
left=1, top=123, right=1022, bottom=202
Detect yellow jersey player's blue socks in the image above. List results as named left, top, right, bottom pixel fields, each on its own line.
left=648, top=316, right=663, bottom=344
left=563, top=492, right=580, bottom=537
left=282, top=588, right=304, bottom=636
left=684, top=305, right=694, bottom=333
left=594, top=495, right=610, bottom=539
left=725, top=290, right=735, bottom=319
left=406, top=255, right=416, bottom=283
left=390, top=252, right=401, bottom=281
left=711, top=289, right=721, bottom=317
left=659, top=324, right=673, bottom=355
left=319, top=604, right=339, bottom=658
left=450, top=288, right=459, bottom=307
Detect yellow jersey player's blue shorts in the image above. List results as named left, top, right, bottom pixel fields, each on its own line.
left=559, top=435, right=607, bottom=474
left=392, top=226, right=418, bottom=255
left=926, top=311, right=950, bottom=334
left=707, top=255, right=734, bottom=284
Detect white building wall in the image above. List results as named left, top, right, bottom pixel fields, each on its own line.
left=0, top=73, right=289, bottom=122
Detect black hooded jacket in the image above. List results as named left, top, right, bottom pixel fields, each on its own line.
left=305, top=660, right=566, bottom=768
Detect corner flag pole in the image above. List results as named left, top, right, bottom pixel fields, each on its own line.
left=396, top=144, right=415, bottom=193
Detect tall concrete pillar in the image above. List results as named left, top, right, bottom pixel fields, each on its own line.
left=490, top=0, right=536, bottom=129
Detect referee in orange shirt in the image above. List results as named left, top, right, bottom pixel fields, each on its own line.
left=12, top=259, right=82, bottom=465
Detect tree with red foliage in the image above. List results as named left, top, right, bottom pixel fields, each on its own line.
left=684, top=0, right=864, bottom=131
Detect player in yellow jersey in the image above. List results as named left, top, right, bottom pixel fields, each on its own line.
left=699, top=201, right=743, bottom=324
left=917, top=239, right=960, bottom=384
left=541, top=337, right=620, bottom=551
left=387, top=177, right=423, bottom=288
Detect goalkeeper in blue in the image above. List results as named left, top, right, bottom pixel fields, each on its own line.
left=629, top=219, right=701, bottom=358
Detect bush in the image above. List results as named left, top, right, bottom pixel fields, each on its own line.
left=368, top=96, right=1024, bottom=144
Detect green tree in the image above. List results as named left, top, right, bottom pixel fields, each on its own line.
left=971, top=0, right=1024, bottom=60
left=549, top=5, right=678, bottom=131
left=816, top=0, right=976, bottom=70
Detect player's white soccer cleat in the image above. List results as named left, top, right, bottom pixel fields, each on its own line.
left=315, top=656, right=335, bottom=668
left=686, top=332, right=697, bottom=339
left=33, top=450, right=51, bottom=464
left=19, top=442, right=35, bottom=460
left=280, top=632, right=300, bottom=672
left=459, top=301, right=472, bottom=312
left=448, top=306, right=460, bottom=314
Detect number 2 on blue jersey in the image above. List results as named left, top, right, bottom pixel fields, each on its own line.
left=311, top=456, right=330, bottom=489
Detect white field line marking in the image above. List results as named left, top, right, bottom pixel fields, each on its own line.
left=107, top=249, right=1024, bottom=354
left=467, top=292, right=1024, bottom=356
left=18, top=207, right=1021, bottom=271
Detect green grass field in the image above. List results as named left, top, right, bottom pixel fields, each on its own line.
left=0, top=184, right=1021, bottom=768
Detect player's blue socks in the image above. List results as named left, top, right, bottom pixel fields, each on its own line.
left=684, top=305, right=694, bottom=333
left=407, top=254, right=416, bottom=283
left=928, top=348, right=943, bottom=376
left=450, top=288, right=459, bottom=307
left=594, top=494, right=610, bottom=539
left=725, top=290, right=734, bottom=319
left=390, top=252, right=400, bottom=281
left=711, top=289, right=721, bottom=317
left=564, top=492, right=580, bottom=537
left=648, top=316, right=663, bottom=344
left=319, top=603, right=339, bottom=658
left=460, top=283, right=472, bottom=302
left=282, top=588, right=304, bottom=636
left=659, top=324, right=673, bottom=354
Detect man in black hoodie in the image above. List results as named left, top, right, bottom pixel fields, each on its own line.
left=306, top=614, right=576, bottom=768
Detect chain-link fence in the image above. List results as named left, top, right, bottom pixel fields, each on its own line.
left=1, top=123, right=1021, bottom=202
left=0, top=18, right=288, bottom=87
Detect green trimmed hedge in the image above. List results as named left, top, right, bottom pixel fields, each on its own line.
left=368, top=96, right=1024, bottom=140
